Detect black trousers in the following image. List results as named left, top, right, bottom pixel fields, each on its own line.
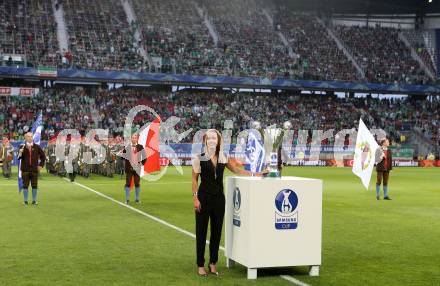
left=125, top=169, right=140, bottom=187
left=195, top=194, right=225, bottom=267
left=69, top=172, right=77, bottom=182
left=22, top=171, right=38, bottom=188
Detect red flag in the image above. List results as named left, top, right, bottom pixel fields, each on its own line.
left=130, top=176, right=135, bottom=191
left=130, top=117, right=161, bottom=191
left=139, top=116, right=161, bottom=176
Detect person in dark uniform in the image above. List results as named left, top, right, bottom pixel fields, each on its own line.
left=121, top=134, right=147, bottom=204
left=192, top=129, right=266, bottom=276
left=375, top=138, right=393, bottom=200
left=66, top=142, right=80, bottom=182
left=18, top=132, right=46, bottom=205
left=1, top=137, right=14, bottom=179
left=80, top=143, right=91, bottom=178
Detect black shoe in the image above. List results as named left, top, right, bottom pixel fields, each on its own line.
left=384, top=197, right=392, bottom=200
left=125, top=200, right=129, bottom=205
left=209, top=264, right=219, bottom=276
left=23, top=201, right=28, bottom=206
left=32, top=201, right=38, bottom=205
left=135, top=199, right=140, bottom=203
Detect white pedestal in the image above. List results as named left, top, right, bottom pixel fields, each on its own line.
left=225, top=176, right=322, bottom=279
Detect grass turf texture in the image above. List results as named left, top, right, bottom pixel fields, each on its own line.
left=0, top=166, right=439, bottom=286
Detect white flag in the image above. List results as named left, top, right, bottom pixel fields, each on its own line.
left=352, top=118, right=379, bottom=190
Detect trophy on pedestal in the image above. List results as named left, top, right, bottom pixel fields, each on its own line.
left=248, top=121, right=291, bottom=178
left=265, top=126, right=284, bottom=178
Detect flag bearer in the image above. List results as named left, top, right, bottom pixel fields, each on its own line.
left=18, top=132, right=46, bottom=205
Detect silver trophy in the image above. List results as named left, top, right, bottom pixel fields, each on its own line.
left=264, top=125, right=284, bottom=178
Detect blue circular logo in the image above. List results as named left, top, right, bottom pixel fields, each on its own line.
left=275, top=189, right=298, bottom=214
left=233, top=187, right=241, bottom=212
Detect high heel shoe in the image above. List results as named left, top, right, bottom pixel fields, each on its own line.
left=197, top=267, right=208, bottom=277
left=209, top=264, right=219, bottom=276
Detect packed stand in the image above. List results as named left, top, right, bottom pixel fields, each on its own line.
left=132, top=0, right=224, bottom=75
left=1, top=88, right=439, bottom=149
left=403, top=30, right=437, bottom=77
left=63, top=0, right=146, bottom=71
left=197, top=0, right=294, bottom=78
left=0, top=0, right=437, bottom=86
left=333, top=25, right=431, bottom=84
left=270, top=9, right=359, bottom=82
left=0, top=0, right=58, bottom=67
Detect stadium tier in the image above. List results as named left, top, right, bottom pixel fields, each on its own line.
left=0, top=87, right=439, bottom=149
left=0, top=0, right=438, bottom=85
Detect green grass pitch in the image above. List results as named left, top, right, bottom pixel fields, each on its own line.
left=0, top=166, right=439, bottom=286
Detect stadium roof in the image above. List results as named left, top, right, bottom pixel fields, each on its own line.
left=279, top=0, right=439, bottom=14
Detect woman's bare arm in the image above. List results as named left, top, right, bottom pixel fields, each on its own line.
left=192, top=169, right=199, bottom=194
left=226, top=159, right=265, bottom=176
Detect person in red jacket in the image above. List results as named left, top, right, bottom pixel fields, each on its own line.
left=120, top=134, right=147, bottom=204
left=18, top=132, right=46, bottom=205
left=375, top=138, right=392, bottom=200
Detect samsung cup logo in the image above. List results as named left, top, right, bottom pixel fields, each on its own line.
left=232, top=187, right=241, bottom=227
left=274, top=189, right=298, bottom=230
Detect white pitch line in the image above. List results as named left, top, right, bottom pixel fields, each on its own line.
left=63, top=178, right=197, bottom=240
left=280, top=275, right=313, bottom=286
left=62, top=178, right=312, bottom=286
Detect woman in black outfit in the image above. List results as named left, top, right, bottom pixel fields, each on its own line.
left=192, top=129, right=265, bottom=276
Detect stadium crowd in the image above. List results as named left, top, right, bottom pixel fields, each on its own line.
left=63, top=0, right=145, bottom=71
left=0, top=0, right=58, bottom=67
left=200, top=0, right=293, bottom=78
left=0, top=87, right=438, bottom=148
left=334, top=25, right=431, bottom=85
left=0, top=0, right=436, bottom=85
left=132, top=0, right=221, bottom=75
left=403, top=30, right=437, bottom=77
left=271, top=9, right=359, bottom=82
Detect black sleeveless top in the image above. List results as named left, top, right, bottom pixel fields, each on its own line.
left=198, top=153, right=226, bottom=196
